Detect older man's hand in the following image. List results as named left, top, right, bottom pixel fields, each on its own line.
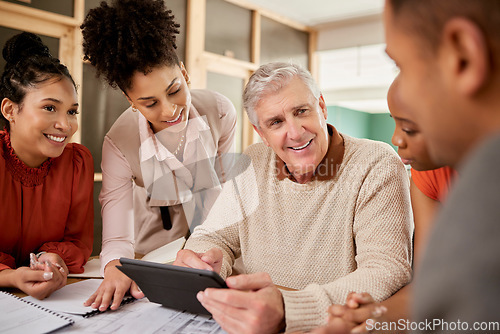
left=173, top=248, right=223, bottom=273
left=197, top=272, right=285, bottom=334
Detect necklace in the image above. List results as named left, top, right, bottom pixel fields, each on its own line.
left=173, top=132, right=185, bottom=156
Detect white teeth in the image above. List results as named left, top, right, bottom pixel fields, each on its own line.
left=291, top=140, right=312, bottom=150
left=46, top=134, right=66, bottom=143
left=166, top=110, right=182, bottom=123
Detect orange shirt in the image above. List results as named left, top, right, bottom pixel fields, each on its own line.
left=411, top=166, right=457, bottom=202
left=0, top=130, right=94, bottom=273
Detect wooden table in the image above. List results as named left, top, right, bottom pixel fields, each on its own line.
left=2, top=254, right=295, bottom=298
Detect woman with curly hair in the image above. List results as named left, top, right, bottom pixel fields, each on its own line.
left=81, top=0, right=237, bottom=311
left=0, top=32, right=94, bottom=299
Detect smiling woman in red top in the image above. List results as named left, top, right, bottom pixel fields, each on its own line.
left=0, top=32, right=94, bottom=299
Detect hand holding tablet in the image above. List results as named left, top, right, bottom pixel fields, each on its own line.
left=117, top=258, right=227, bottom=315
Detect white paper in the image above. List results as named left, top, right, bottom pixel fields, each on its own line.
left=68, top=258, right=102, bottom=279
left=58, top=298, right=226, bottom=334
left=140, top=236, right=186, bottom=263
left=23, top=279, right=103, bottom=315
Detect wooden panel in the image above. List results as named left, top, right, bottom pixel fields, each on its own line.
left=0, top=9, right=71, bottom=38
left=186, top=0, right=206, bottom=89
left=223, top=0, right=311, bottom=32
left=0, top=1, right=79, bottom=28
left=204, top=51, right=257, bottom=78
left=309, top=30, right=319, bottom=81
left=73, top=0, right=84, bottom=21
left=251, top=10, right=260, bottom=65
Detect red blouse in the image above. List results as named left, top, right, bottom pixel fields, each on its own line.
left=0, top=130, right=94, bottom=273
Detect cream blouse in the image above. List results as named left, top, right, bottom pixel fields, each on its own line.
left=99, top=91, right=236, bottom=274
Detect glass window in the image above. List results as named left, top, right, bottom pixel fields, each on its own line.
left=84, top=0, right=102, bottom=15
left=80, top=64, right=122, bottom=252
left=84, top=0, right=102, bottom=14
left=84, top=0, right=187, bottom=62
left=81, top=63, right=130, bottom=173
left=206, top=72, right=244, bottom=153
left=205, top=0, right=251, bottom=62
left=318, top=44, right=397, bottom=113
left=0, top=27, right=59, bottom=72
left=166, top=0, right=187, bottom=62
left=3, top=0, right=74, bottom=17
left=260, top=17, right=309, bottom=69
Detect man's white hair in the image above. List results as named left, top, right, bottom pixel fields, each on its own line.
left=243, top=62, right=321, bottom=128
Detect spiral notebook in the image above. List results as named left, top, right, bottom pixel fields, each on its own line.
left=0, top=290, right=74, bottom=334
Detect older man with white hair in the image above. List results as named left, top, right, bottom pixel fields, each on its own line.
left=174, top=62, right=413, bottom=334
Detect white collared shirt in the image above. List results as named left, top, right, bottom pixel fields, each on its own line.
left=137, top=105, right=221, bottom=206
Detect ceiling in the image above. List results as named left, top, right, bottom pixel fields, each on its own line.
left=242, top=0, right=385, bottom=26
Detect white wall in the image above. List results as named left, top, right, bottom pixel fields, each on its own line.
left=316, top=14, right=384, bottom=51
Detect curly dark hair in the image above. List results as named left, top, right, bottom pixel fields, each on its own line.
left=0, top=32, right=76, bottom=131
left=81, top=0, right=181, bottom=92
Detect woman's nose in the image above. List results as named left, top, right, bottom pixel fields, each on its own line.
left=55, top=113, right=72, bottom=132
left=391, top=130, right=406, bottom=148
left=163, top=103, right=177, bottom=117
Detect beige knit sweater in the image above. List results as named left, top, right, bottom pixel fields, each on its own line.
left=185, top=133, right=413, bottom=332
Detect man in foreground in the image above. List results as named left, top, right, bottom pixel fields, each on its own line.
left=383, top=0, right=500, bottom=331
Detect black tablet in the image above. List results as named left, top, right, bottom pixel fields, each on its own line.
left=117, top=258, right=227, bottom=315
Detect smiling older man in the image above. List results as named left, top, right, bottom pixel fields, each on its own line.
left=174, top=62, right=413, bottom=334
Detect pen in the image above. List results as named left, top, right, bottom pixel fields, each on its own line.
left=29, top=252, right=65, bottom=274
left=30, top=253, right=52, bottom=280
left=29, top=253, right=39, bottom=269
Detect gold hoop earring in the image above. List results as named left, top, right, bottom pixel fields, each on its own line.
left=132, top=106, right=139, bottom=113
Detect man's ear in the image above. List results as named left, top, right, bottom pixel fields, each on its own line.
left=319, top=94, right=328, bottom=120
left=1, top=98, right=16, bottom=121
left=441, top=18, right=489, bottom=96
left=252, top=124, right=269, bottom=146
